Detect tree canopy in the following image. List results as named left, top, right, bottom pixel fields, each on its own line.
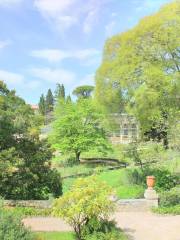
left=73, top=85, right=94, bottom=99
left=0, top=81, right=62, bottom=199
left=46, top=89, right=54, bottom=112
left=49, top=99, right=110, bottom=161
left=54, top=83, right=65, bottom=101
left=95, top=1, right=180, bottom=144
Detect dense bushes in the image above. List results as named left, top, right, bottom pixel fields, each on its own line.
left=152, top=187, right=180, bottom=215
left=0, top=211, right=35, bottom=240
left=159, top=187, right=180, bottom=207
left=0, top=140, right=62, bottom=200
left=127, top=168, right=178, bottom=191
left=82, top=218, right=125, bottom=240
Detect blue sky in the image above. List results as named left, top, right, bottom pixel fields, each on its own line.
left=0, top=0, right=171, bottom=104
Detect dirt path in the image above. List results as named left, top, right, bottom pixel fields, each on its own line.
left=23, top=212, right=180, bottom=240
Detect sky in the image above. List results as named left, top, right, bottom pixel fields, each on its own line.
left=0, top=0, right=172, bottom=104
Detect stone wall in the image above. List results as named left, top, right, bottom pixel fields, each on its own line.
left=4, top=200, right=51, bottom=208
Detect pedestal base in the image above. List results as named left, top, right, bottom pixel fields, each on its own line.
left=144, top=188, right=159, bottom=208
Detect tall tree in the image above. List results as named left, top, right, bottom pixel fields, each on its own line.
left=0, top=81, right=61, bottom=199
left=73, top=85, right=94, bottom=99
left=66, top=95, right=72, bottom=103
left=54, top=83, right=65, bottom=101
left=95, top=1, right=180, bottom=146
left=38, top=94, right=46, bottom=115
left=46, top=89, right=54, bottom=112
left=49, top=99, right=110, bottom=162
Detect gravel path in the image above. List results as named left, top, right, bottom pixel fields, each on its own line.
left=23, top=212, right=180, bottom=240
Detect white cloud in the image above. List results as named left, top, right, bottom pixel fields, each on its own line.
left=34, top=0, right=78, bottom=32
left=0, top=40, right=11, bottom=49
left=31, top=49, right=68, bottom=62
left=105, top=21, right=116, bottom=37
left=0, top=69, right=24, bottom=85
left=34, top=0, right=110, bottom=34
left=0, top=0, right=22, bottom=7
left=30, top=67, right=76, bottom=85
left=30, top=48, right=100, bottom=62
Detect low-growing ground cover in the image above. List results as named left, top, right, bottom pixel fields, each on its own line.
left=37, top=230, right=128, bottom=240
left=152, top=205, right=180, bottom=215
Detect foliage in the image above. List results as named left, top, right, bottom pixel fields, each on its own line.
left=36, top=232, right=76, bottom=240
left=0, top=210, right=35, bottom=240
left=126, top=166, right=178, bottom=191
left=0, top=82, right=62, bottom=200
left=168, top=119, right=180, bottom=151
left=147, top=168, right=178, bottom=190
left=52, top=176, right=115, bottom=240
left=125, top=141, right=165, bottom=169
left=46, top=89, right=54, bottom=112
left=49, top=99, right=111, bottom=161
left=159, top=187, right=180, bottom=207
left=0, top=81, right=39, bottom=150
left=0, top=141, right=62, bottom=200
left=152, top=205, right=180, bottom=215
left=95, top=1, right=180, bottom=144
left=73, top=85, right=94, bottom=99
left=3, top=207, right=52, bottom=217
left=82, top=218, right=127, bottom=240
left=54, top=83, right=65, bottom=101
left=38, top=94, right=46, bottom=115
left=62, top=169, right=145, bottom=199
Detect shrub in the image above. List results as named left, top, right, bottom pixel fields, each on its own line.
left=152, top=205, right=180, bottom=215
left=0, top=140, right=62, bottom=200
left=159, top=187, right=180, bottom=207
left=0, top=211, right=35, bottom=240
left=52, top=176, right=115, bottom=240
left=126, top=169, right=145, bottom=185
left=143, top=168, right=178, bottom=190
left=82, top=217, right=125, bottom=240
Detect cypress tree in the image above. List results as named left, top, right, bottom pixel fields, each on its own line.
left=38, top=94, right=46, bottom=115
left=46, top=89, right=54, bottom=112
left=54, top=84, right=65, bottom=101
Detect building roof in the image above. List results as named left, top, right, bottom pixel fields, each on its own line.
left=31, top=104, right=39, bottom=110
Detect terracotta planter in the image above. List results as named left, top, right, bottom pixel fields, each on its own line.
left=146, top=176, right=155, bottom=189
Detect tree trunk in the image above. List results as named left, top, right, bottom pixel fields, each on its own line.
left=75, top=151, right=81, bottom=162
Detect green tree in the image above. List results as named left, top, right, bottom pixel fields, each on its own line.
left=52, top=176, right=115, bottom=240
left=49, top=99, right=110, bottom=161
left=66, top=95, right=72, bottom=103
left=38, top=94, right=46, bottom=115
left=54, top=83, right=65, bottom=101
left=73, top=85, right=94, bottom=99
left=46, top=89, right=54, bottom=112
left=0, top=81, right=62, bottom=200
left=95, top=1, right=180, bottom=146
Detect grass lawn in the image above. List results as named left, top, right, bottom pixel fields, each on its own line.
left=36, top=232, right=75, bottom=240
left=63, top=168, right=145, bottom=199
left=97, top=168, right=144, bottom=198
left=37, top=230, right=128, bottom=240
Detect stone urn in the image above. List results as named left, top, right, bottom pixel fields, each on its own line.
left=146, top=176, right=155, bottom=189
left=144, top=176, right=158, bottom=203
